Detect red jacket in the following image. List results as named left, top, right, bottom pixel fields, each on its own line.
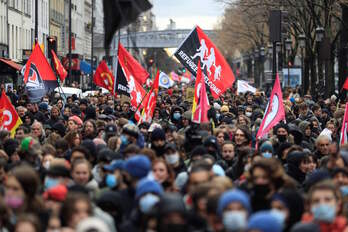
left=302, top=213, right=348, bottom=232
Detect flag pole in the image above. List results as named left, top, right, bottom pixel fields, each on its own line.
left=113, top=30, right=121, bottom=103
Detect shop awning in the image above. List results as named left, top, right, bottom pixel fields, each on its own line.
left=0, top=58, right=23, bottom=71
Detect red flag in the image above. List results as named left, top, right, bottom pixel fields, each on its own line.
left=174, top=26, right=235, bottom=98
left=119, top=59, right=146, bottom=120
left=24, top=43, right=57, bottom=84
left=256, top=73, right=285, bottom=140
left=192, top=60, right=202, bottom=115
left=51, top=49, right=67, bottom=81
left=139, top=70, right=160, bottom=123
left=0, top=91, right=22, bottom=137
left=340, top=103, right=348, bottom=145
left=118, top=43, right=149, bottom=85
left=192, top=65, right=210, bottom=123
left=93, top=60, right=115, bottom=93
left=343, top=77, right=348, bottom=90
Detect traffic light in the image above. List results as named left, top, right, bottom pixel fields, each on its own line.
left=47, top=36, right=57, bottom=58
left=281, top=11, right=289, bottom=40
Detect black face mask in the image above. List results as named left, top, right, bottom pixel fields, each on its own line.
left=152, top=144, right=165, bottom=156
left=277, top=135, right=287, bottom=143
left=159, top=223, right=188, bottom=232
left=253, top=184, right=271, bottom=198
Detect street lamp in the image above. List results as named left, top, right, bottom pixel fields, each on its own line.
left=299, top=34, right=306, bottom=95
left=315, top=27, right=325, bottom=42
left=254, top=49, right=259, bottom=86
left=260, top=47, right=265, bottom=87
left=285, top=38, right=292, bottom=87
left=315, top=27, right=325, bottom=95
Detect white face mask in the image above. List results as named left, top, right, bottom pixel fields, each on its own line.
left=245, top=112, right=252, bottom=117
left=165, top=152, right=179, bottom=165
left=43, top=160, right=50, bottom=170
left=223, top=211, right=247, bottom=231
left=270, top=209, right=286, bottom=227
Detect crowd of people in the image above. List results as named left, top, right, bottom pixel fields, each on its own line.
left=0, top=83, right=347, bottom=232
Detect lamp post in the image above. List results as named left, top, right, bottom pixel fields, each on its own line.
left=254, top=49, right=259, bottom=87
left=260, top=47, right=265, bottom=88
left=285, top=38, right=292, bottom=87
left=299, top=34, right=306, bottom=95
left=315, top=27, right=325, bottom=95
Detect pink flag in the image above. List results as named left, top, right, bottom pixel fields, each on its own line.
left=192, top=67, right=210, bottom=123
left=256, top=73, right=285, bottom=140
left=170, top=71, right=180, bottom=81
left=340, top=103, right=348, bottom=145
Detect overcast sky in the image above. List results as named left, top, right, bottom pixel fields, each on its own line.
left=152, top=0, right=226, bottom=30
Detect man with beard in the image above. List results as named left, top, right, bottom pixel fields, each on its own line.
left=46, top=106, right=63, bottom=127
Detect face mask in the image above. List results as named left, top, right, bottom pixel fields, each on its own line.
left=43, top=160, right=50, bottom=169
left=253, top=184, right=271, bottom=197
left=120, top=135, right=128, bottom=145
left=216, top=113, right=221, bottom=119
left=311, top=204, right=336, bottom=222
left=5, top=195, right=24, bottom=209
left=165, top=153, right=180, bottom=165
left=223, top=211, right=247, bottom=231
left=160, top=224, right=188, bottom=232
left=44, top=177, right=60, bottom=190
left=262, top=152, right=272, bottom=159
left=173, top=112, right=181, bottom=120
left=245, top=112, right=252, bottom=117
left=139, top=193, right=160, bottom=214
left=341, top=186, right=348, bottom=197
left=270, top=209, right=286, bottom=227
left=106, top=174, right=118, bottom=188
left=277, top=135, right=287, bottom=143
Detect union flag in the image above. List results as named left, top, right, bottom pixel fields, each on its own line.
left=93, top=60, right=115, bottom=93
left=139, top=70, right=160, bottom=123
left=118, top=43, right=149, bottom=85
left=51, top=49, right=67, bottom=82
left=0, top=91, right=22, bottom=137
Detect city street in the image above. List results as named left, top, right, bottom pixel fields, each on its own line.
left=0, top=1, right=348, bottom=232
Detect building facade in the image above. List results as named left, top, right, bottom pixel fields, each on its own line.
left=0, top=0, right=8, bottom=57
left=49, top=0, right=65, bottom=56
left=32, top=0, right=49, bottom=57
left=7, top=0, right=32, bottom=62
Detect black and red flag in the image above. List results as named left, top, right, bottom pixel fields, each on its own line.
left=114, top=43, right=147, bottom=120
left=23, top=43, right=57, bottom=102
left=174, top=26, right=235, bottom=99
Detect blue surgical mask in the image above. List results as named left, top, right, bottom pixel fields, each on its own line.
left=120, top=135, right=128, bottom=145
left=173, top=112, right=181, bottom=120
left=311, top=204, right=336, bottom=222
left=341, top=186, right=348, bottom=197
left=106, top=174, right=117, bottom=188
left=44, top=177, right=60, bottom=190
left=139, top=193, right=160, bottom=214
left=262, top=152, right=272, bottom=159
left=216, top=113, right=221, bottom=119
left=222, top=211, right=247, bottom=231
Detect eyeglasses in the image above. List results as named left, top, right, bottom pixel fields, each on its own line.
left=235, top=133, right=245, bottom=137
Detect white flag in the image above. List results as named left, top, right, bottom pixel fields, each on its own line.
left=159, top=72, right=174, bottom=88
left=237, top=80, right=256, bottom=94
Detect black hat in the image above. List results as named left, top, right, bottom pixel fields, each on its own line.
left=164, top=143, right=177, bottom=152
left=157, top=193, right=187, bottom=215
left=105, top=124, right=117, bottom=135
left=46, top=165, right=70, bottom=178
left=3, top=139, right=19, bottom=156
left=52, top=122, right=66, bottom=137
left=151, top=128, right=166, bottom=141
